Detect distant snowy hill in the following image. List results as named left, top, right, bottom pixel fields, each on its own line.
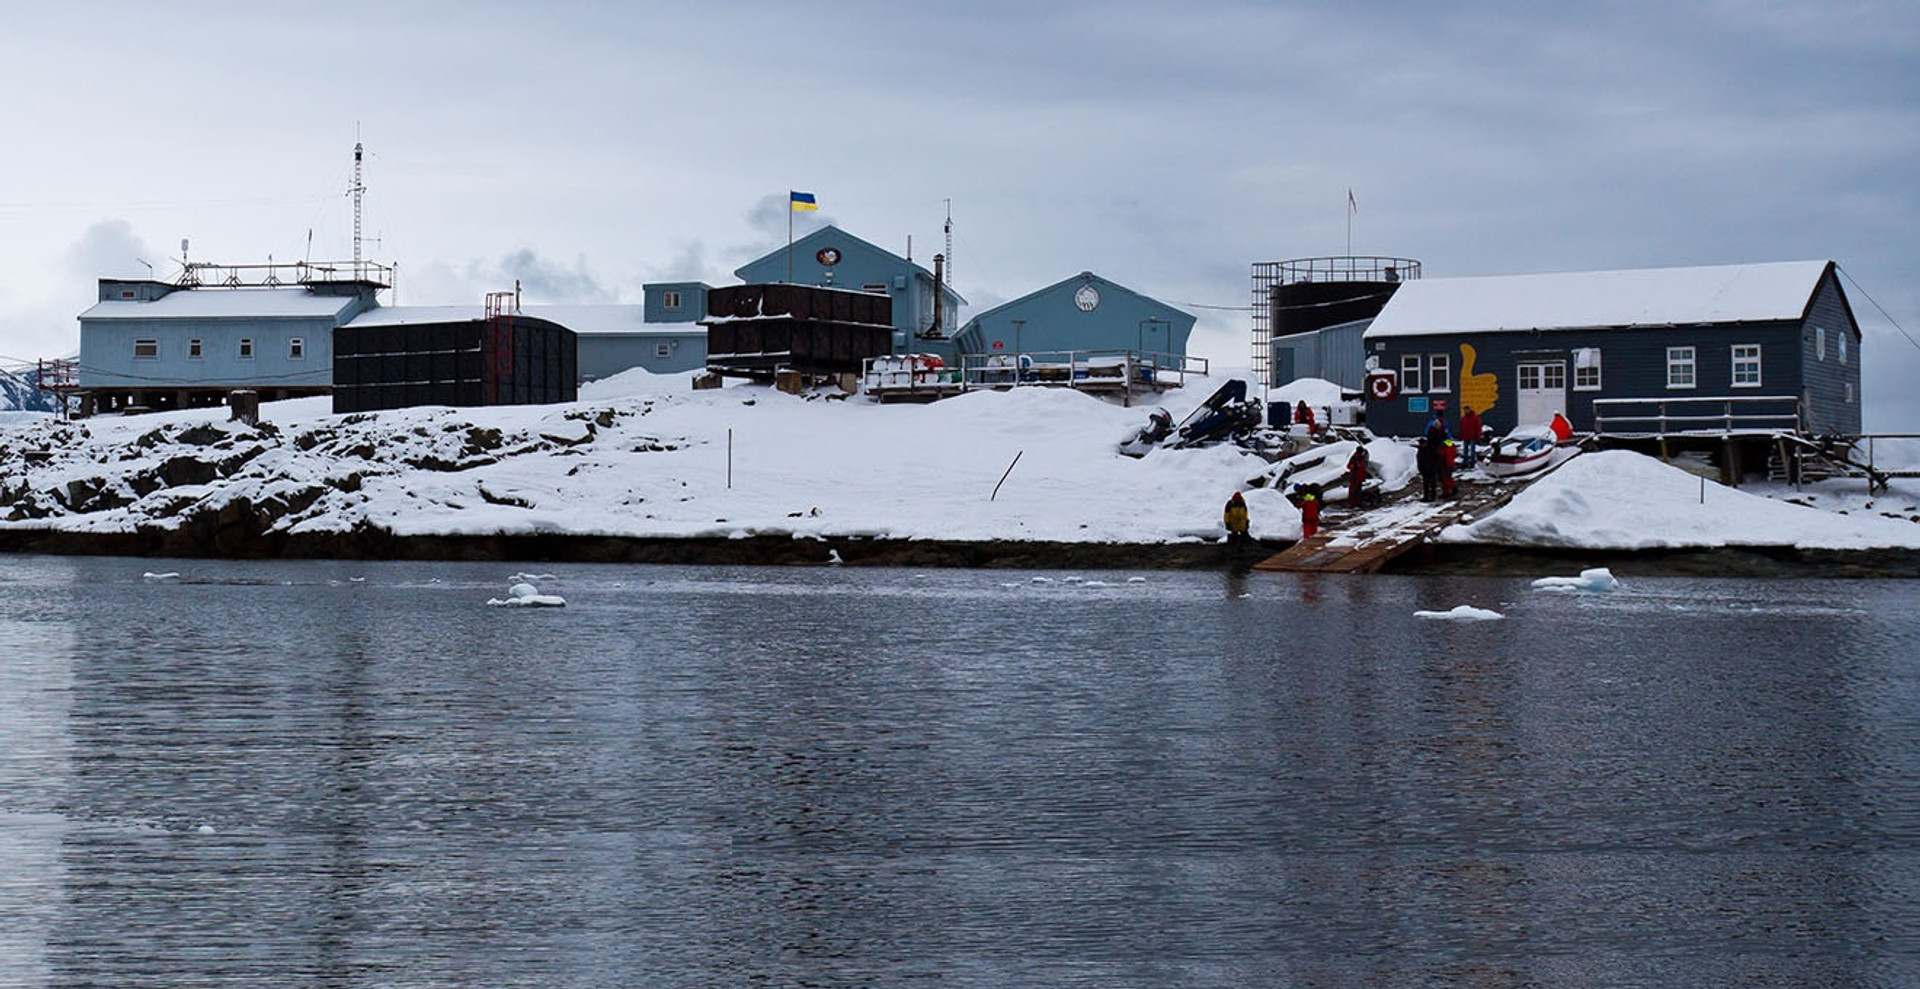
left=0, top=369, right=60, bottom=413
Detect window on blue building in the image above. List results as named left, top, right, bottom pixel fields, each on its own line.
left=1573, top=348, right=1602, bottom=390
left=1400, top=354, right=1422, bottom=393
left=289, top=338, right=305, bottom=360
left=133, top=339, right=158, bottom=359
left=189, top=338, right=203, bottom=359
left=1666, top=347, right=1695, bottom=389
left=1732, top=344, right=1762, bottom=387
left=239, top=338, right=255, bottom=360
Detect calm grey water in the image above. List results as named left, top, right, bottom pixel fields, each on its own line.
left=0, top=557, right=1914, bottom=988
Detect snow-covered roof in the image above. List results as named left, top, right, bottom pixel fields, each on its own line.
left=81, top=287, right=359, bottom=321
left=1363, top=260, right=1833, bottom=338
left=345, top=304, right=702, bottom=337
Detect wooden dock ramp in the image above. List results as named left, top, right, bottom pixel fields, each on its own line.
left=1253, top=466, right=1563, bottom=574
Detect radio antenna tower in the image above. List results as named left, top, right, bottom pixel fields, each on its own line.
left=348, top=139, right=366, bottom=277
left=943, top=198, right=953, bottom=289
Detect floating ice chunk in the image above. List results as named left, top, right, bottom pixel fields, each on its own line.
left=487, top=582, right=567, bottom=607
left=143, top=572, right=181, bottom=581
left=510, top=572, right=557, bottom=582
left=1414, top=605, right=1506, bottom=621
left=1531, top=567, right=1620, bottom=593
left=1127, top=576, right=1148, bottom=583
left=197, top=824, right=215, bottom=835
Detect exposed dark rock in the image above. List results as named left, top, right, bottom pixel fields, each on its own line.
left=176, top=424, right=227, bottom=447
left=159, top=456, right=220, bottom=487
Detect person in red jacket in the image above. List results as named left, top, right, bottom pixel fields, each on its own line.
left=1458, top=406, right=1483, bottom=470
left=1345, top=444, right=1370, bottom=507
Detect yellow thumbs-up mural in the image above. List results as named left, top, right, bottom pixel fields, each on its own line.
left=1459, top=342, right=1499, bottom=417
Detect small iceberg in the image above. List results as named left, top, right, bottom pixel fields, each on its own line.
left=487, top=582, right=566, bottom=608
left=1532, top=567, right=1620, bottom=593
left=143, top=572, right=181, bottom=581
left=1414, top=605, right=1506, bottom=621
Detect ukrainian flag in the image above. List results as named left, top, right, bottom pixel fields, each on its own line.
left=790, top=191, right=818, bottom=212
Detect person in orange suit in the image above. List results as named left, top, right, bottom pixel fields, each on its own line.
left=1297, top=484, right=1321, bottom=539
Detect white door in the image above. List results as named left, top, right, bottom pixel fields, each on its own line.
left=1515, top=361, right=1566, bottom=429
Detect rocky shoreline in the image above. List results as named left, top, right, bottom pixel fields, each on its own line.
left=3, top=525, right=1918, bottom=577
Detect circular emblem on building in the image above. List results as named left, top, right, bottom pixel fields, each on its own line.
left=1073, top=284, right=1100, bottom=312
left=816, top=247, right=842, bottom=266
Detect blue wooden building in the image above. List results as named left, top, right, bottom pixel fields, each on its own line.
left=76, top=264, right=384, bottom=415
left=952, top=271, right=1195, bottom=361
left=733, top=225, right=965, bottom=360
left=1361, top=260, right=1862, bottom=438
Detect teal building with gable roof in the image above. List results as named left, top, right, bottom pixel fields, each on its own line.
left=953, top=272, right=1195, bottom=361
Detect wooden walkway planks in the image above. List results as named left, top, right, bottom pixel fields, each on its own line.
left=1252, top=471, right=1550, bottom=574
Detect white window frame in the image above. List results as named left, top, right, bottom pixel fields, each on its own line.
left=289, top=337, right=305, bottom=360
left=662, top=290, right=682, bottom=309
left=133, top=338, right=159, bottom=359
left=1731, top=344, right=1762, bottom=388
left=654, top=342, right=673, bottom=360
left=1839, top=333, right=1848, bottom=365
left=1573, top=348, right=1602, bottom=391
left=1666, top=346, right=1696, bottom=389
left=1427, top=353, right=1451, bottom=393
left=1399, top=354, right=1423, bottom=394
left=1815, top=326, right=1826, bottom=361
left=238, top=338, right=255, bottom=360
left=188, top=338, right=203, bottom=359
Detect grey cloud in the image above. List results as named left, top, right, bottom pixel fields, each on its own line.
left=470, top=249, right=615, bottom=304
left=65, top=220, right=159, bottom=281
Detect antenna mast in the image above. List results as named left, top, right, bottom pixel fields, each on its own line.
left=349, top=139, right=366, bottom=278
left=943, top=198, right=953, bottom=289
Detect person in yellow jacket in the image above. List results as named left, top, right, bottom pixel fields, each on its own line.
left=1223, top=491, right=1250, bottom=547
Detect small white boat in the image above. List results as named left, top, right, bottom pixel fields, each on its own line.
left=1483, top=426, right=1558, bottom=478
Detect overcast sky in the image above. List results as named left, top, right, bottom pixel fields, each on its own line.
left=3, top=1, right=1916, bottom=425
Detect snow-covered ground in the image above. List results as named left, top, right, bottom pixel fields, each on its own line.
left=2, top=370, right=1918, bottom=554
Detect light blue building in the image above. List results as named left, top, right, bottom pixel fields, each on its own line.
left=733, top=225, right=966, bottom=360
left=952, top=272, right=1195, bottom=360
left=77, top=267, right=383, bottom=415
left=568, top=281, right=712, bottom=381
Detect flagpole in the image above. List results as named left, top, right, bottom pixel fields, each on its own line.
left=787, top=202, right=793, bottom=283
left=1345, top=191, right=1352, bottom=257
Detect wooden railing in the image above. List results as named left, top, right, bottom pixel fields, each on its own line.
left=1591, top=395, right=1801, bottom=436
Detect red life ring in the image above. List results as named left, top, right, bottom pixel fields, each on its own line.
left=1368, top=373, right=1398, bottom=401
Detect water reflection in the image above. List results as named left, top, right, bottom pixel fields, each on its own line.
left=0, top=558, right=1911, bottom=987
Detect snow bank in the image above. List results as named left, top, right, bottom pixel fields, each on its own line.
left=1446, top=450, right=1920, bottom=550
